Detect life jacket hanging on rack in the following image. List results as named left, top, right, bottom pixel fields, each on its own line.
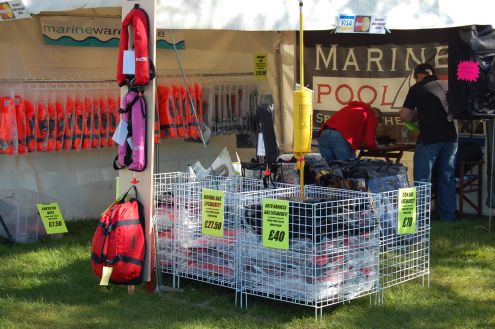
left=116, top=4, right=155, bottom=91
left=113, top=90, right=147, bottom=172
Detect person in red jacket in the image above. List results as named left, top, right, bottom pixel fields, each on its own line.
left=317, top=101, right=382, bottom=164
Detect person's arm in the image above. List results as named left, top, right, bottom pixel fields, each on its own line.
left=400, top=107, right=415, bottom=122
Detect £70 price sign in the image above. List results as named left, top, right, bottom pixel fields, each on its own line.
left=397, top=187, right=417, bottom=235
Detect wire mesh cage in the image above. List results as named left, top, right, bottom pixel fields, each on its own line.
left=238, top=185, right=381, bottom=316
left=154, top=172, right=196, bottom=275
left=377, top=181, right=431, bottom=292
left=172, top=177, right=297, bottom=290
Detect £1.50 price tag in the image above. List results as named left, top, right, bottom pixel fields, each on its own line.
left=201, top=188, right=225, bottom=237
left=262, top=199, right=289, bottom=250
left=36, top=202, right=68, bottom=234
left=397, top=187, right=417, bottom=235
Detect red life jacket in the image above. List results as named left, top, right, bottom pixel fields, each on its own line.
left=91, top=186, right=145, bottom=285
left=157, top=85, right=178, bottom=138
left=55, top=100, right=65, bottom=151
left=0, top=96, right=16, bottom=155
left=46, top=101, right=56, bottom=152
left=15, top=96, right=27, bottom=155
left=24, top=99, right=37, bottom=152
left=116, top=7, right=152, bottom=88
left=63, top=97, right=75, bottom=150
left=36, top=100, right=49, bottom=152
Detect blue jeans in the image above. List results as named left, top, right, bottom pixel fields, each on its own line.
left=413, top=142, right=458, bottom=221
left=318, top=128, right=355, bottom=164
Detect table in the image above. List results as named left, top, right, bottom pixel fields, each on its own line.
left=357, top=143, right=415, bottom=163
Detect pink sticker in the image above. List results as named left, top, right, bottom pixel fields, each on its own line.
left=457, top=60, right=480, bottom=82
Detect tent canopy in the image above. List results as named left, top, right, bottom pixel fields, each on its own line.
left=23, top=0, right=494, bottom=31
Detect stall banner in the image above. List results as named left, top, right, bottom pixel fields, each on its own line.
left=40, top=16, right=185, bottom=49
left=336, top=15, right=387, bottom=34
left=299, top=29, right=450, bottom=139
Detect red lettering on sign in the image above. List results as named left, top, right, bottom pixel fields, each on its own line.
left=335, top=84, right=353, bottom=105
left=317, top=84, right=331, bottom=103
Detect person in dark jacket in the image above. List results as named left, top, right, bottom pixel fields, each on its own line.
left=400, top=63, right=458, bottom=222
left=317, top=101, right=382, bottom=164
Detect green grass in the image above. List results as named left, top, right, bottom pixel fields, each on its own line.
left=1, top=216, right=494, bottom=329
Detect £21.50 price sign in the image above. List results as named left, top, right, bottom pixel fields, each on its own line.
left=397, top=187, right=417, bottom=234
left=262, top=199, right=289, bottom=250
left=36, top=203, right=68, bottom=234
left=201, top=188, right=225, bottom=237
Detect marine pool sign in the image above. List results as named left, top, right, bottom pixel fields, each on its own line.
left=336, top=14, right=387, bottom=34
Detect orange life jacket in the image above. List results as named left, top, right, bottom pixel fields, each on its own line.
left=46, top=101, right=57, bottom=152
left=15, top=96, right=27, bottom=154
left=63, top=97, right=75, bottom=150
left=82, top=97, right=92, bottom=150
left=157, top=85, right=178, bottom=138
left=172, top=85, right=187, bottom=137
left=186, top=84, right=201, bottom=139
left=99, top=96, right=108, bottom=148
left=72, top=97, right=84, bottom=150
left=24, top=99, right=37, bottom=152
left=36, top=100, right=49, bottom=152
left=55, top=100, right=65, bottom=151
left=92, top=98, right=100, bottom=148
left=107, top=95, right=118, bottom=148
left=0, top=96, right=16, bottom=155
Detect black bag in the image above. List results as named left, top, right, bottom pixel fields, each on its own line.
left=449, top=25, right=495, bottom=118
left=455, top=141, right=483, bottom=177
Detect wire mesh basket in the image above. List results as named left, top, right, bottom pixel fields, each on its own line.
left=172, top=177, right=297, bottom=290
left=238, top=185, right=381, bottom=316
left=377, top=181, right=431, bottom=292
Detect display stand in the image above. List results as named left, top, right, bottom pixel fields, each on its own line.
left=119, top=0, right=157, bottom=281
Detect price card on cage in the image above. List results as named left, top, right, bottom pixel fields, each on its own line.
left=36, top=203, right=68, bottom=234
left=201, top=189, right=225, bottom=237
left=262, top=199, right=289, bottom=250
left=397, top=187, right=417, bottom=234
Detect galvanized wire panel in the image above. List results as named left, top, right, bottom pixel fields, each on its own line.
left=378, top=181, right=431, bottom=290
left=154, top=172, right=195, bottom=274
left=173, top=176, right=297, bottom=290
left=238, top=186, right=381, bottom=310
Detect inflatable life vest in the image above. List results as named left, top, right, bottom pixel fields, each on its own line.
left=55, top=100, right=65, bottom=151
left=157, top=85, right=178, bottom=138
left=15, top=96, right=27, bottom=154
left=0, top=96, right=16, bottom=155
left=82, top=97, right=92, bottom=150
left=99, top=96, right=108, bottom=148
left=113, top=91, right=147, bottom=172
left=116, top=6, right=153, bottom=89
left=63, top=96, right=75, bottom=150
left=46, top=101, right=56, bottom=152
left=36, top=99, right=49, bottom=152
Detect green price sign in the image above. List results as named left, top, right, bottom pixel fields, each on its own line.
left=201, top=188, right=224, bottom=237
left=36, top=203, right=68, bottom=234
left=397, top=187, right=417, bottom=235
left=262, top=199, right=289, bottom=250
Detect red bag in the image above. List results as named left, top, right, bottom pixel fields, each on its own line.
left=91, top=186, right=145, bottom=285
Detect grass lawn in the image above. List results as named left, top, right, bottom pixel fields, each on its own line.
left=1, top=215, right=494, bottom=329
